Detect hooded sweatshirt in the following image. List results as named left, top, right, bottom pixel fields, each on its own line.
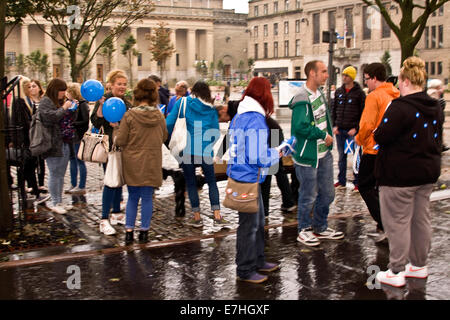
left=166, top=95, right=220, bottom=158
left=355, top=82, right=400, bottom=154
left=114, top=106, right=168, bottom=187
left=374, top=91, right=443, bottom=187
left=226, top=96, right=280, bottom=183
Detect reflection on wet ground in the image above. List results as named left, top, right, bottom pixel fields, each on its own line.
left=1, top=199, right=448, bottom=300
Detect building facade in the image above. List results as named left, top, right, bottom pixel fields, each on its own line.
left=4, top=0, right=247, bottom=83
left=248, top=0, right=449, bottom=86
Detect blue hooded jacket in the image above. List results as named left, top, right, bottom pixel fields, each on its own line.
left=226, top=96, right=280, bottom=183
left=166, top=95, right=220, bottom=158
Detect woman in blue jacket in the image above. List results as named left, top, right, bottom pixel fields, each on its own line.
left=166, top=81, right=225, bottom=228
left=227, top=77, right=281, bottom=284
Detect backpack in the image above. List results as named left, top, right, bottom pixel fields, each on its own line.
left=29, top=110, right=52, bottom=157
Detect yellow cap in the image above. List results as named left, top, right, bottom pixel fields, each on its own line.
left=342, top=66, right=357, bottom=81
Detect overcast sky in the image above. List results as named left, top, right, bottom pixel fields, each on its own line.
left=223, top=0, right=249, bottom=13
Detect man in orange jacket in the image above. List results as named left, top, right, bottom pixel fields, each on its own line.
left=355, top=63, right=400, bottom=243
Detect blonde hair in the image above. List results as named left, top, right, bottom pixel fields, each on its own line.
left=66, top=82, right=82, bottom=100
left=106, top=69, right=128, bottom=85
left=399, top=57, right=427, bottom=88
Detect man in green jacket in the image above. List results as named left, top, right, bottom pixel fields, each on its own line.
left=289, top=60, right=344, bottom=247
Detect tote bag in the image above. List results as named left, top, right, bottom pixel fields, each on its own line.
left=104, top=144, right=124, bottom=188
left=168, top=97, right=187, bottom=157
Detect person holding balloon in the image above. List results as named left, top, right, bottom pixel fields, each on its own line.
left=90, top=70, right=132, bottom=236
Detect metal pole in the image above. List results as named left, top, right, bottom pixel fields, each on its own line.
left=327, top=29, right=335, bottom=105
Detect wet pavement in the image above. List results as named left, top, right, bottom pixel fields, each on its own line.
left=0, top=97, right=449, bottom=300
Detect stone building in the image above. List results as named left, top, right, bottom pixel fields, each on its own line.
left=248, top=0, right=449, bottom=86
left=4, top=0, right=248, bottom=84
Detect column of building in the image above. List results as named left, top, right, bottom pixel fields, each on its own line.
left=187, top=29, right=196, bottom=78
left=169, top=28, right=177, bottom=80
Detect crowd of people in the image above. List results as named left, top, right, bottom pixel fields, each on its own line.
left=5, top=55, right=446, bottom=287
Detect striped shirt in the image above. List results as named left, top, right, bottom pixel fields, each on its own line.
left=305, top=86, right=329, bottom=159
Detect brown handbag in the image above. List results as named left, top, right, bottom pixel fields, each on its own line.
left=77, top=128, right=109, bottom=164
left=223, top=169, right=260, bottom=213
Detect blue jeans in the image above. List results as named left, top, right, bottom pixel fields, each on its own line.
left=336, top=129, right=358, bottom=186
left=46, top=143, right=70, bottom=206
left=101, top=163, right=122, bottom=219
left=70, top=143, right=87, bottom=189
left=295, top=151, right=335, bottom=233
left=126, top=186, right=154, bottom=231
left=236, top=190, right=266, bottom=278
left=180, top=155, right=220, bottom=213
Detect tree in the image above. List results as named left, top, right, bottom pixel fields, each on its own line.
left=361, top=0, right=449, bottom=65
left=217, top=59, right=224, bottom=80
left=55, top=47, right=66, bottom=79
left=100, top=37, right=115, bottom=75
left=28, top=0, right=154, bottom=81
left=247, top=58, right=255, bottom=78
left=209, top=61, right=215, bottom=79
left=121, top=34, right=139, bottom=87
left=238, top=60, right=245, bottom=80
left=380, top=50, right=393, bottom=76
left=77, top=41, right=91, bottom=81
left=16, top=53, right=26, bottom=75
left=26, top=50, right=49, bottom=79
left=147, top=21, right=175, bottom=79
left=195, top=60, right=208, bottom=79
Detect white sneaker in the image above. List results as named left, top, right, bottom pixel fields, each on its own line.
left=313, top=227, right=345, bottom=240
left=376, top=269, right=406, bottom=287
left=405, top=263, right=428, bottom=279
left=110, top=213, right=126, bottom=225
left=297, top=228, right=321, bottom=247
left=65, top=186, right=76, bottom=194
left=48, top=203, right=67, bottom=215
left=99, top=220, right=116, bottom=235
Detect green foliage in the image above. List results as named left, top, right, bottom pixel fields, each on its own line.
left=16, top=53, right=25, bottom=75
left=380, top=50, right=393, bottom=76
left=195, top=60, right=208, bottom=78
left=121, top=34, right=139, bottom=86
left=205, top=79, right=224, bottom=87
left=25, top=50, right=49, bottom=80
left=234, top=80, right=249, bottom=88
left=100, top=37, right=115, bottom=74
left=147, top=21, right=175, bottom=77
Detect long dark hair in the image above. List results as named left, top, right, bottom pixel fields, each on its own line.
left=191, top=81, right=213, bottom=104
left=45, top=78, right=67, bottom=107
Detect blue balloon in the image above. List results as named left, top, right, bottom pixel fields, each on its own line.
left=81, top=79, right=104, bottom=102
left=103, top=97, right=126, bottom=123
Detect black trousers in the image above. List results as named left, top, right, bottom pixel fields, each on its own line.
left=358, top=154, right=383, bottom=231
left=261, top=166, right=296, bottom=216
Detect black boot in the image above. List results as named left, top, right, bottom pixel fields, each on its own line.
left=125, top=231, right=134, bottom=245
left=138, top=230, right=149, bottom=243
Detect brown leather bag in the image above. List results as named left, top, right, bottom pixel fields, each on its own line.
left=77, top=129, right=109, bottom=164
left=223, top=169, right=260, bottom=213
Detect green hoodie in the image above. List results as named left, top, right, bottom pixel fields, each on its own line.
left=289, top=86, right=333, bottom=168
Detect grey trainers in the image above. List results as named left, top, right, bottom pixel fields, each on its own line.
left=213, top=217, right=230, bottom=228
left=185, top=217, right=203, bottom=228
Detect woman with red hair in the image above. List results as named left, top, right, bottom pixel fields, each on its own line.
left=227, top=77, right=281, bottom=284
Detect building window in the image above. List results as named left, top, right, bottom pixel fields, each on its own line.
left=430, top=62, right=436, bottom=75
left=296, top=0, right=301, bottom=9
left=425, top=62, right=429, bottom=74
left=381, top=15, right=391, bottom=38
left=284, top=21, right=289, bottom=34
left=425, top=27, right=429, bottom=49
left=439, top=6, right=444, bottom=16
left=254, top=44, right=259, bottom=60
left=431, top=26, right=436, bottom=48
left=274, top=23, right=278, bottom=36
left=438, top=25, right=443, bottom=48
left=274, top=41, right=278, bottom=58
left=264, top=43, right=268, bottom=58
left=264, top=4, right=268, bottom=15
left=254, top=6, right=259, bottom=17
left=176, top=54, right=179, bottom=67
left=264, top=24, right=268, bottom=37
left=274, top=2, right=278, bottom=13
left=285, top=0, right=289, bottom=11
left=328, top=11, right=336, bottom=31
left=345, top=8, right=353, bottom=48
left=313, top=13, right=320, bottom=44
left=438, top=61, right=443, bottom=75
left=284, top=40, right=289, bottom=57
left=137, top=53, right=142, bottom=66
left=296, top=20, right=300, bottom=33
left=6, top=52, right=16, bottom=66
left=363, top=6, right=371, bottom=40
left=295, top=39, right=300, bottom=56
left=254, top=26, right=258, bottom=38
